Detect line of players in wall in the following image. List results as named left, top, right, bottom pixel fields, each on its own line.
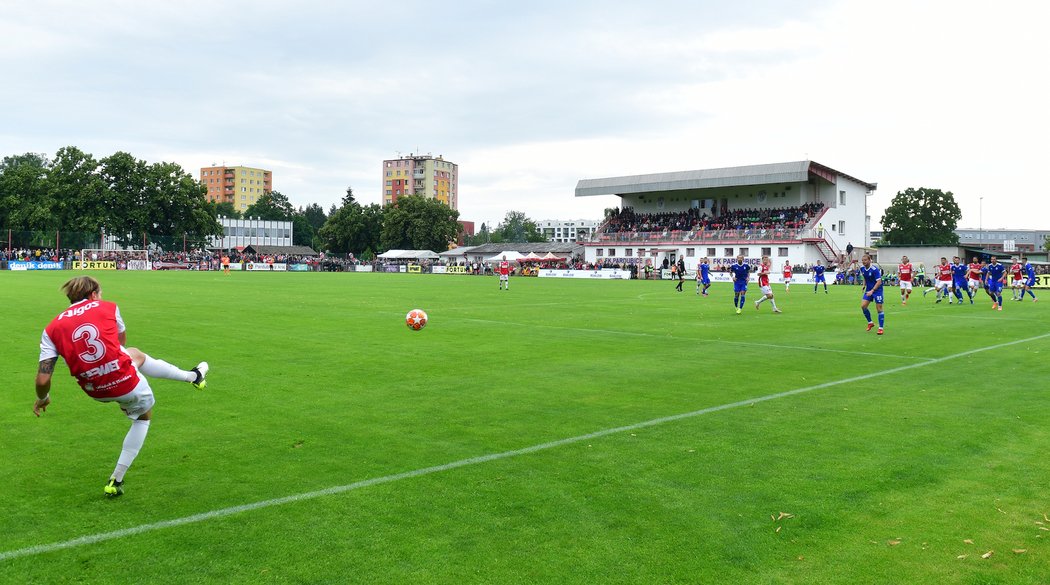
left=684, top=253, right=1038, bottom=336
left=902, top=255, right=1038, bottom=310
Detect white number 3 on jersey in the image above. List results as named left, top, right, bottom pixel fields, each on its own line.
left=72, top=323, right=106, bottom=363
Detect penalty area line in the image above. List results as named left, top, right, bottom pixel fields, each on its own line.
left=3, top=332, right=1048, bottom=563
left=460, top=317, right=934, bottom=361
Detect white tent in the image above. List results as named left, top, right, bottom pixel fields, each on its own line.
left=378, top=249, right=440, bottom=260
left=485, top=251, right=525, bottom=263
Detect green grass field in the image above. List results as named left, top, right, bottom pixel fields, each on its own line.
left=1, top=271, right=1048, bottom=584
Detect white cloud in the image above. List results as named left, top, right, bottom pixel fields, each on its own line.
left=2, top=0, right=1048, bottom=234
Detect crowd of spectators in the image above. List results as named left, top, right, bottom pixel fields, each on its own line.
left=602, top=203, right=826, bottom=235
left=2, top=247, right=77, bottom=262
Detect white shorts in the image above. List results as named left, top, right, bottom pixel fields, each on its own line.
left=1012, top=278, right=1023, bottom=287
left=97, top=375, right=154, bottom=420
left=935, top=280, right=950, bottom=291
left=900, top=281, right=912, bottom=291
left=968, top=278, right=981, bottom=289
left=760, top=285, right=773, bottom=296
left=499, top=274, right=509, bottom=281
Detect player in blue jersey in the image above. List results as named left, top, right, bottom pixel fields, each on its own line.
left=985, top=256, right=1007, bottom=311
left=950, top=256, right=973, bottom=305
left=729, top=254, right=751, bottom=314
left=696, top=257, right=711, bottom=296
left=1020, top=257, right=1039, bottom=302
left=979, top=261, right=995, bottom=303
left=811, top=261, right=828, bottom=294
left=859, top=254, right=885, bottom=335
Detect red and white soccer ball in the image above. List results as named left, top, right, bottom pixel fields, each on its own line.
left=405, top=309, right=428, bottom=331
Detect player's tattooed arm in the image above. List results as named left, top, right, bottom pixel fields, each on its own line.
left=38, top=357, right=57, bottom=375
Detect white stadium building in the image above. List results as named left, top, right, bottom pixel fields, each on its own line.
left=575, top=160, right=876, bottom=271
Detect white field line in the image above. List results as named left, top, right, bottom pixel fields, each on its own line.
left=459, top=317, right=935, bottom=362
left=3, top=332, right=1048, bottom=563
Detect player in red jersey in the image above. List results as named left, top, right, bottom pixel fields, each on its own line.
left=923, top=257, right=954, bottom=303
left=898, top=255, right=913, bottom=305
left=496, top=255, right=511, bottom=291
left=782, top=261, right=792, bottom=293
left=967, top=256, right=983, bottom=296
left=1009, top=257, right=1024, bottom=300
left=754, top=256, right=782, bottom=313
left=34, top=276, right=209, bottom=497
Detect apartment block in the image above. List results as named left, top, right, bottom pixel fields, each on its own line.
left=201, top=165, right=273, bottom=211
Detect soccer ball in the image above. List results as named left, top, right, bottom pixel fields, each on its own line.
left=406, top=309, right=428, bottom=331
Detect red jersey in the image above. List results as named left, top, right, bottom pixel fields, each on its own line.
left=758, top=264, right=771, bottom=287
left=40, top=300, right=139, bottom=399
left=968, top=263, right=982, bottom=280
left=782, top=265, right=792, bottom=278
left=937, top=263, right=952, bottom=281
left=898, top=263, right=913, bottom=282
left=497, top=261, right=510, bottom=276
left=1010, top=263, right=1023, bottom=279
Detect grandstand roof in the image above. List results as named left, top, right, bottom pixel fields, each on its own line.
left=575, top=160, right=876, bottom=197
left=468, top=242, right=582, bottom=256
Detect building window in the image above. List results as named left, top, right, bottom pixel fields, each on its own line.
left=241, top=170, right=246, bottom=176
left=625, top=249, right=633, bottom=257
left=707, top=248, right=716, bottom=256
left=838, top=221, right=846, bottom=235
left=762, top=247, right=771, bottom=256
left=385, top=180, right=392, bottom=186
left=740, top=248, right=749, bottom=257
left=242, top=187, right=246, bottom=192
left=385, top=189, right=392, bottom=195
left=686, top=248, right=695, bottom=257
left=839, top=190, right=846, bottom=205
left=778, top=247, right=789, bottom=257
left=607, top=248, right=616, bottom=256
left=386, top=171, right=392, bottom=177
left=724, top=248, right=733, bottom=257
left=597, top=249, right=604, bottom=257
left=241, top=195, right=246, bottom=201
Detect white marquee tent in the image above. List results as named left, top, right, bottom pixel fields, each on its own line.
left=377, top=249, right=440, bottom=260
left=484, top=251, right=525, bottom=263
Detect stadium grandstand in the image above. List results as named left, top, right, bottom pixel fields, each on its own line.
left=575, top=160, right=876, bottom=271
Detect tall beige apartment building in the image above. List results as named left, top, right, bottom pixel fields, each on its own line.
left=200, top=165, right=273, bottom=211
left=382, top=154, right=458, bottom=210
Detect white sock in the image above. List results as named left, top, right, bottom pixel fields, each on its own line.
left=756, top=296, right=767, bottom=305
left=139, top=354, right=196, bottom=383
left=770, top=299, right=778, bottom=310
left=113, top=419, right=151, bottom=481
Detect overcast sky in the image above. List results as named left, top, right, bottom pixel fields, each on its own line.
left=2, top=0, right=1047, bottom=230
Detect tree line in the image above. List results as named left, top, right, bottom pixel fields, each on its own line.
left=1, top=146, right=556, bottom=257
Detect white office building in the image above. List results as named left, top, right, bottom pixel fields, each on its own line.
left=537, top=219, right=599, bottom=243
left=211, top=217, right=293, bottom=249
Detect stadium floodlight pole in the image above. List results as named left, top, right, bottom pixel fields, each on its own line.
left=979, top=197, right=983, bottom=246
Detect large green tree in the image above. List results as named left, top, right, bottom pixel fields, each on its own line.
left=243, top=191, right=295, bottom=221
left=302, top=203, right=327, bottom=232
left=47, top=147, right=104, bottom=237
left=380, top=195, right=460, bottom=252
left=0, top=153, right=52, bottom=233
left=880, top=187, right=961, bottom=246
left=318, top=201, right=382, bottom=255
left=493, top=211, right=546, bottom=243
left=139, top=161, right=222, bottom=249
